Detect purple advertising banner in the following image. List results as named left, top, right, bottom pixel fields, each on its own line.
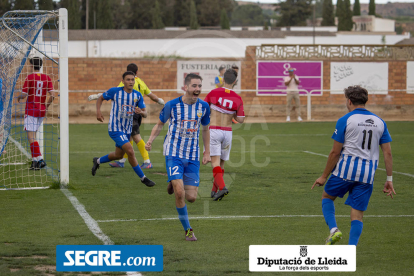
left=257, top=61, right=323, bottom=95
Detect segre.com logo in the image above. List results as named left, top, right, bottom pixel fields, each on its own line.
left=56, top=245, right=163, bottom=272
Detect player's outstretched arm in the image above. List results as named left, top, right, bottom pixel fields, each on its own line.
left=88, top=93, right=103, bottom=101
left=312, top=141, right=343, bottom=189
left=96, top=95, right=105, bottom=122
left=202, top=124, right=211, bottom=165
left=145, top=120, right=165, bottom=151
left=147, top=93, right=164, bottom=105
left=380, top=142, right=396, bottom=199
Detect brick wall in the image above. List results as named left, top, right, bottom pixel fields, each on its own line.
left=67, top=47, right=414, bottom=122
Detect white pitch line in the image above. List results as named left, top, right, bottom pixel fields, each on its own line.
left=60, top=187, right=114, bottom=245
left=60, top=188, right=143, bottom=276
left=303, top=151, right=414, bottom=178
left=97, top=214, right=414, bottom=223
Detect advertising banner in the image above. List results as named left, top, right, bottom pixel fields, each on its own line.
left=257, top=61, right=323, bottom=95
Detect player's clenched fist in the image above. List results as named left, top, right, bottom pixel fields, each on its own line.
left=145, top=141, right=152, bottom=151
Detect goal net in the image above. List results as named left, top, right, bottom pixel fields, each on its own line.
left=0, top=9, right=68, bottom=189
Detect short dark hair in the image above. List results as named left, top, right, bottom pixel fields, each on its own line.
left=231, top=65, right=239, bottom=70
left=344, top=85, right=368, bottom=106
left=122, top=71, right=135, bottom=79
left=184, top=73, right=202, bottom=85
left=219, top=65, right=226, bottom=72
left=223, top=69, right=237, bottom=85
left=126, top=63, right=138, bottom=75
left=30, top=57, right=42, bottom=70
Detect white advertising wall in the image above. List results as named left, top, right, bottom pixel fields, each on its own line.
left=407, top=61, right=414, bottom=94
left=330, top=62, right=389, bottom=94
left=177, top=60, right=241, bottom=93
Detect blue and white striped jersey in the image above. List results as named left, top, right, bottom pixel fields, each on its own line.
left=160, top=96, right=210, bottom=161
left=102, top=87, right=145, bottom=134
left=331, top=108, right=392, bottom=184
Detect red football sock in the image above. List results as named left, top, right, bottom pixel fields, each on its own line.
left=213, top=166, right=225, bottom=190
left=211, top=180, right=218, bottom=192
left=30, top=141, right=42, bottom=158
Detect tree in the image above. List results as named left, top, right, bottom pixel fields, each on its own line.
left=276, top=0, right=312, bottom=27
left=60, top=0, right=82, bottom=29
left=232, top=4, right=264, bottom=26
left=96, top=0, right=113, bottom=29
left=173, top=0, right=189, bottom=27
left=0, top=0, right=11, bottom=17
left=321, top=0, right=335, bottom=26
left=189, top=0, right=198, bottom=29
left=152, top=0, right=165, bottom=29
left=38, top=0, right=53, bottom=10
left=353, top=0, right=360, bottom=16
left=13, top=0, right=35, bottom=10
left=127, top=0, right=152, bottom=29
left=198, top=0, right=220, bottom=26
left=344, top=0, right=353, bottom=30
left=368, top=0, right=375, bottom=16
left=111, top=0, right=132, bottom=29
left=220, top=8, right=229, bottom=29
left=336, top=0, right=346, bottom=30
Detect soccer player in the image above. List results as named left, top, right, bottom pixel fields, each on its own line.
left=91, top=71, right=155, bottom=188
left=214, top=66, right=226, bottom=88
left=312, top=85, right=395, bottom=246
left=17, top=57, right=55, bottom=170
left=204, top=69, right=245, bottom=201
left=145, top=73, right=211, bottom=241
left=88, top=63, right=164, bottom=169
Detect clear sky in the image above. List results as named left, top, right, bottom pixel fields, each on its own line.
left=237, top=0, right=414, bottom=4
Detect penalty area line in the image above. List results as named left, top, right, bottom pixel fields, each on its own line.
left=96, top=214, right=414, bottom=223
left=303, top=151, right=414, bottom=178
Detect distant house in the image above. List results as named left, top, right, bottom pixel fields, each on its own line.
left=352, top=16, right=395, bottom=32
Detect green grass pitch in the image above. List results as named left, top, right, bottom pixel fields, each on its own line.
left=0, top=122, right=413, bottom=276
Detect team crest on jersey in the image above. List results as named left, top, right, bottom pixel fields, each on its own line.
left=197, top=111, right=203, bottom=118
left=365, top=118, right=374, bottom=124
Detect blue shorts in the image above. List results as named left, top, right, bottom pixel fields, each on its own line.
left=109, top=131, right=131, bottom=149
left=324, top=175, right=374, bottom=211
left=165, top=156, right=200, bottom=186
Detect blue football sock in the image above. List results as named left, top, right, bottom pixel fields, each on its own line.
left=349, top=220, right=363, bottom=246
left=132, top=164, right=145, bottom=178
left=322, top=198, right=337, bottom=230
left=176, top=205, right=191, bottom=231
left=99, top=155, right=110, bottom=164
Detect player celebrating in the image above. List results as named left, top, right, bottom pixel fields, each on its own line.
left=91, top=71, right=155, bottom=188
left=312, top=85, right=395, bottom=246
left=88, top=63, right=164, bottom=169
left=17, top=57, right=55, bottom=170
left=145, top=73, right=211, bottom=241
left=204, top=69, right=245, bottom=201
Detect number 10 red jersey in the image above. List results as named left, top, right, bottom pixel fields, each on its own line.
left=204, top=87, right=245, bottom=117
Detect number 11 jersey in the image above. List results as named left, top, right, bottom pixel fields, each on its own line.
left=331, top=108, right=392, bottom=184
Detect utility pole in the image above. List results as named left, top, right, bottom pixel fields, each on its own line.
left=313, top=0, right=316, bottom=45
left=86, top=0, right=89, bottom=57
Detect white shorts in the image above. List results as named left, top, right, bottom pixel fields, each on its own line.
left=24, top=115, right=44, bottom=132
left=210, top=128, right=232, bottom=161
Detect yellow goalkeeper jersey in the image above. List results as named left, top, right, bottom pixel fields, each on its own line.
left=118, top=76, right=151, bottom=96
